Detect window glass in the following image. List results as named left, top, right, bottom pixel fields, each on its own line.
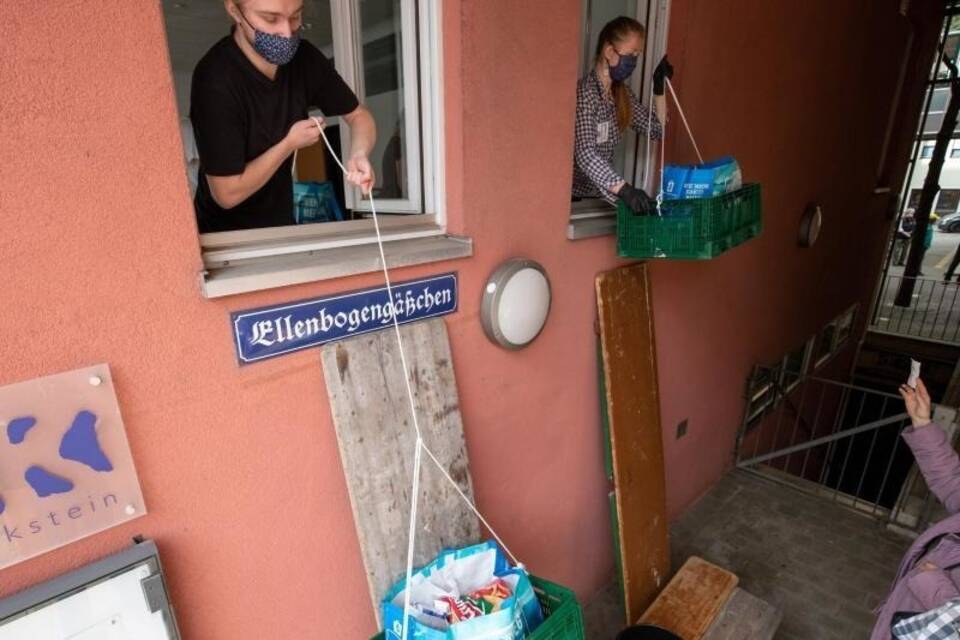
left=929, top=87, right=950, bottom=112
left=358, top=0, right=409, bottom=200
left=936, top=189, right=960, bottom=213
left=782, top=341, right=810, bottom=390
left=909, top=189, right=922, bottom=208
left=815, top=324, right=837, bottom=366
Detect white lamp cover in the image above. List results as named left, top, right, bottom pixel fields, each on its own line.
left=481, top=259, right=552, bottom=349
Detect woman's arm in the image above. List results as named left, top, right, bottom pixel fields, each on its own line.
left=907, top=563, right=960, bottom=610
left=575, top=85, right=627, bottom=202
left=654, top=94, right=666, bottom=127
left=628, top=89, right=664, bottom=141
left=901, top=380, right=960, bottom=513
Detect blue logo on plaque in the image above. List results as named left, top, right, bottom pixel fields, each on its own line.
left=232, top=273, right=459, bottom=364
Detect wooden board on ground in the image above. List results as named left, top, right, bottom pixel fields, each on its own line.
left=702, top=588, right=781, bottom=640
left=596, top=263, right=670, bottom=623
left=640, top=557, right=739, bottom=639
left=321, top=318, right=481, bottom=622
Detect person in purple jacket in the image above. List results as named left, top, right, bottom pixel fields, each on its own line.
left=872, top=378, right=960, bottom=639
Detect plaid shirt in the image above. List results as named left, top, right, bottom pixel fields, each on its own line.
left=893, top=600, right=960, bottom=640
left=572, top=69, right=663, bottom=204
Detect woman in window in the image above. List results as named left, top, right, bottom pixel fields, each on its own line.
left=572, top=16, right=671, bottom=215
left=190, top=0, right=376, bottom=232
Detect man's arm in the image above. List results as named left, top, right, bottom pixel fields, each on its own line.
left=206, top=119, right=322, bottom=210
left=342, top=105, right=377, bottom=194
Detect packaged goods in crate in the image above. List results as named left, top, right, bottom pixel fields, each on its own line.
left=661, top=156, right=742, bottom=203
left=382, top=541, right=544, bottom=640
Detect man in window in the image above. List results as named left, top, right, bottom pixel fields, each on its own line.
left=191, top=0, right=376, bottom=233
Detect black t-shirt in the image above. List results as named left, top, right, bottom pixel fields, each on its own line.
left=190, top=36, right=359, bottom=233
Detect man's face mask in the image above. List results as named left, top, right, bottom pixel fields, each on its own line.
left=609, top=51, right=638, bottom=83
left=238, top=8, right=301, bottom=66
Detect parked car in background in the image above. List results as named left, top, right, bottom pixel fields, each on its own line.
left=938, top=212, right=960, bottom=232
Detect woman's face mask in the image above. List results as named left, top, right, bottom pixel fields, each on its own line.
left=238, top=8, right=302, bottom=66
left=608, top=50, right=639, bottom=82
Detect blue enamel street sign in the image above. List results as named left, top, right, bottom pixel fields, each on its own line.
left=231, top=273, right=458, bottom=365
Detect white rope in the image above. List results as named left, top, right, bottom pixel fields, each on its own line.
left=313, top=117, right=424, bottom=442
left=642, top=91, right=654, bottom=193
left=657, top=109, right=665, bottom=216
left=401, top=437, right=423, bottom=640
left=643, top=80, right=665, bottom=216
left=419, top=443, right=522, bottom=567
left=665, top=78, right=704, bottom=164
left=312, top=118, right=523, bottom=639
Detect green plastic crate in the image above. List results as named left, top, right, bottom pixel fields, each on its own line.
left=617, top=183, right=762, bottom=260
left=370, top=575, right=584, bottom=640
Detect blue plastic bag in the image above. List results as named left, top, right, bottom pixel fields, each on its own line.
left=293, top=180, right=344, bottom=224
left=382, top=541, right=544, bottom=640
left=662, top=156, right=742, bottom=200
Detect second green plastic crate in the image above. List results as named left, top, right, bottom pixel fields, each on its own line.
left=369, top=574, right=584, bottom=640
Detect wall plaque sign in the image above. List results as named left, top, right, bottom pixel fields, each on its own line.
left=0, top=364, right=145, bottom=569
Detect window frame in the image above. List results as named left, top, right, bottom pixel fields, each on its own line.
left=813, top=321, right=839, bottom=369
left=780, top=335, right=815, bottom=394
left=745, top=366, right=777, bottom=425
left=332, top=0, right=426, bottom=215
left=834, top=304, right=858, bottom=349
left=168, top=0, right=457, bottom=296
left=568, top=0, right=672, bottom=240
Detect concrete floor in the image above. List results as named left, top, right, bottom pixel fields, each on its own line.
left=584, top=470, right=913, bottom=639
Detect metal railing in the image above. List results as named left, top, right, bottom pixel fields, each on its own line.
left=735, top=371, right=952, bottom=533
left=870, top=274, right=960, bottom=344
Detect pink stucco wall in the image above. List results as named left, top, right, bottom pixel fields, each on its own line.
left=0, top=0, right=936, bottom=636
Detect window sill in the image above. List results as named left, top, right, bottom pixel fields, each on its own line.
left=200, top=234, right=473, bottom=299
left=568, top=199, right=616, bottom=240
left=567, top=213, right=617, bottom=240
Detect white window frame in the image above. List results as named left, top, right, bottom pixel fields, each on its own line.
left=569, top=0, right=671, bottom=240
left=194, top=0, right=453, bottom=291
left=333, top=0, right=425, bottom=214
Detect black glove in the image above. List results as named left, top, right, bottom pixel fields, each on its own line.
left=618, top=183, right=655, bottom=215
left=653, top=55, right=674, bottom=96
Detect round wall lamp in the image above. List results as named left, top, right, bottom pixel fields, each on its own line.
left=480, top=258, right=552, bottom=350
left=799, top=204, right=823, bottom=248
